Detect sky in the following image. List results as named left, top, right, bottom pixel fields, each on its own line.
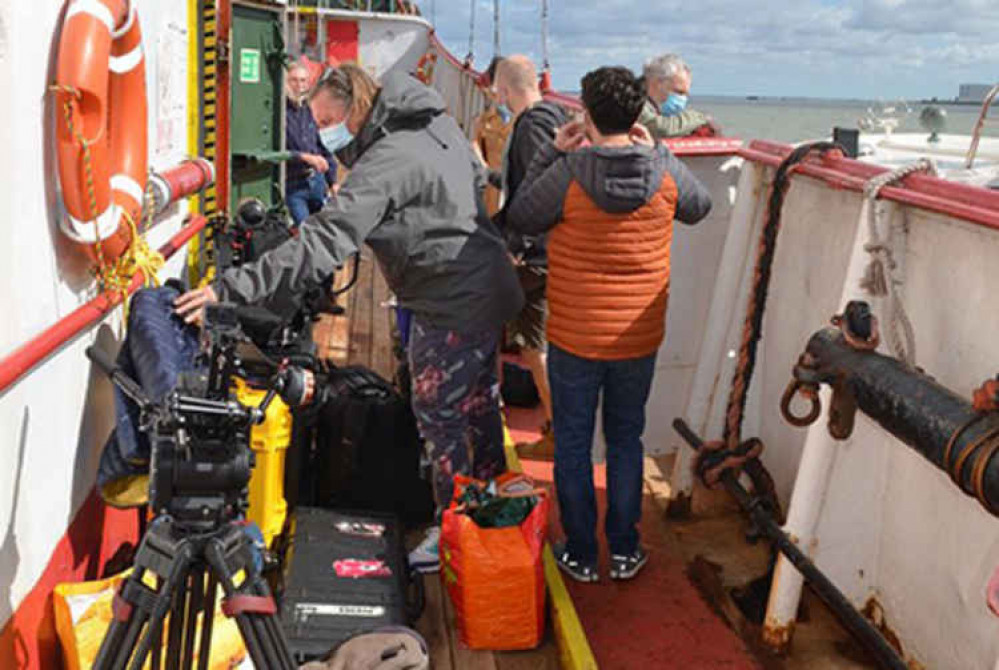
left=417, top=0, right=999, bottom=100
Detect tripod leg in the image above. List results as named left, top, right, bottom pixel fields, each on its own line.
left=196, top=573, right=219, bottom=670
left=205, top=526, right=297, bottom=670
left=181, top=566, right=206, bottom=668
left=164, top=568, right=190, bottom=670
left=151, top=576, right=163, bottom=670
left=93, top=520, right=196, bottom=670
left=93, top=576, right=151, bottom=670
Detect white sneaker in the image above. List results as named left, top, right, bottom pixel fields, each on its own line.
left=408, top=526, right=441, bottom=573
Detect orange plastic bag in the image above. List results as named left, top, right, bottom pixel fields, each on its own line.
left=440, top=473, right=549, bottom=650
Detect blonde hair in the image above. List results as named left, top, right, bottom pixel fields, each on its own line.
left=314, top=62, right=380, bottom=121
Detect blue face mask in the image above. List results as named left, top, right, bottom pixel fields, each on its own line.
left=496, top=103, right=512, bottom=124
left=660, top=93, right=689, bottom=117
left=320, top=122, right=355, bottom=153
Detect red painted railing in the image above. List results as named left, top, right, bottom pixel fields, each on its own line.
left=739, top=139, right=999, bottom=230
left=0, top=215, right=208, bottom=395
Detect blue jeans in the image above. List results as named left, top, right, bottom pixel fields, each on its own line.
left=549, top=344, right=657, bottom=563
left=286, top=173, right=328, bottom=226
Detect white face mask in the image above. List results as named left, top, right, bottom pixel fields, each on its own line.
left=320, top=121, right=355, bottom=153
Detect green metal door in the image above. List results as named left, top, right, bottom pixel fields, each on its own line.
left=230, top=3, right=284, bottom=210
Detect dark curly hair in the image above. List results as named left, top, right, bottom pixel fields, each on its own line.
left=580, top=66, right=645, bottom=135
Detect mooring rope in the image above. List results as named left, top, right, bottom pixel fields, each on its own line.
left=859, top=158, right=937, bottom=367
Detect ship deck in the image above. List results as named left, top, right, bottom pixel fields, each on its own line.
left=311, top=253, right=881, bottom=669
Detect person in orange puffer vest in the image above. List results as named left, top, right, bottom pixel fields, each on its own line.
left=506, top=66, right=712, bottom=583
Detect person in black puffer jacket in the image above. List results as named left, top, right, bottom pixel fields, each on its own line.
left=493, top=54, right=569, bottom=457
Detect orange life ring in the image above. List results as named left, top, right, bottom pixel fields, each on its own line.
left=415, top=50, right=437, bottom=85
left=54, top=0, right=147, bottom=265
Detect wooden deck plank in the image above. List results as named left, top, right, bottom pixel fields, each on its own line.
left=346, top=254, right=375, bottom=368
left=415, top=573, right=454, bottom=670
left=370, top=261, right=396, bottom=380
left=441, top=578, right=500, bottom=670
left=495, top=646, right=561, bottom=670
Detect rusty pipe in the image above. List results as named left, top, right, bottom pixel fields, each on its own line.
left=791, top=325, right=999, bottom=515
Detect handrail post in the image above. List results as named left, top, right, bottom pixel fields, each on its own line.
left=965, top=83, right=999, bottom=169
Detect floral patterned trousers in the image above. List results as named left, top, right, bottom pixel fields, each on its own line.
left=408, top=317, right=506, bottom=510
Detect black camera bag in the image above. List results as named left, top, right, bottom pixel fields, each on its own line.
left=312, top=366, right=434, bottom=528
left=280, top=507, right=424, bottom=663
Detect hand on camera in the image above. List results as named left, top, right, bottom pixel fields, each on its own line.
left=173, top=286, right=218, bottom=326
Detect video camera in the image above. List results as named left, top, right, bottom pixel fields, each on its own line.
left=208, top=198, right=361, bottom=364
left=87, top=303, right=313, bottom=533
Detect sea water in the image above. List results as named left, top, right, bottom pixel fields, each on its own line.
left=693, top=96, right=998, bottom=144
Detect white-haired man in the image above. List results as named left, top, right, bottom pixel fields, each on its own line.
left=638, top=53, right=716, bottom=139
left=285, top=61, right=337, bottom=225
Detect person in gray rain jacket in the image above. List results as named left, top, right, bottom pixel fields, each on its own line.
left=175, top=63, right=524, bottom=574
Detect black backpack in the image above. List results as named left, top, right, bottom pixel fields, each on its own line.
left=501, top=361, right=540, bottom=408
left=313, top=366, right=435, bottom=528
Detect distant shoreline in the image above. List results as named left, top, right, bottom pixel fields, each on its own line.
left=701, top=95, right=992, bottom=106
left=559, top=91, right=994, bottom=107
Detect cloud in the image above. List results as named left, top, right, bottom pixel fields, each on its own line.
left=419, top=0, right=999, bottom=98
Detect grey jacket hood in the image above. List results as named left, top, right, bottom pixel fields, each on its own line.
left=337, top=70, right=447, bottom=167
left=564, top=144, right=671, bottom=214
left=504, top=139, right=712, bottom=239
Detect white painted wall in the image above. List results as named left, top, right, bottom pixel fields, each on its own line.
left=672, top=166, right=999, bottom=668
left=0, top=0, right=192, bottom=629
left=357, top=15, right=428, bottom=80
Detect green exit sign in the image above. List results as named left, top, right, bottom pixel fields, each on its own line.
left=239, top=48, right=261, bottom=83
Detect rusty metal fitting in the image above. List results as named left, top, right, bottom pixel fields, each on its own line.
left=973, top=377, right=999, bottom=413
left=791, top=351, right=822, bottom=385
left=781, top=379, right=822, bottom=427
left=831, top=301, right=880, bottom=352
left=694, top=437, right=765, bottom=489
left=828, top=380, right=858, bottom=440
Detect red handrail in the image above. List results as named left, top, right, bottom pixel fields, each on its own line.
left=0, top=215, right=208, bottom=395
left=738, top=139, right=999, bottom=231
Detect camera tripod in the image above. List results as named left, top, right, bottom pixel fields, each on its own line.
left=86, top=331, right=300, bottom=670
left=92, top=516, right=296, bottom=670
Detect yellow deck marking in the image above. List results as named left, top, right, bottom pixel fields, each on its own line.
left=503, top=425, right=599, bottom=669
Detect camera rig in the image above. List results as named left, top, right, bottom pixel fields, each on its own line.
left=89, top=303, right=309, bottom=532
left=86, top=304, right=307, bottom=670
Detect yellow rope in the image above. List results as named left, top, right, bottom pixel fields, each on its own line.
left=106, top=211, right=166, bottom=323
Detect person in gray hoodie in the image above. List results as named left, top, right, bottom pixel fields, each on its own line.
left=506, top=66, right=711, bottom=583
left=175, top=64, right=524, bottom=572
